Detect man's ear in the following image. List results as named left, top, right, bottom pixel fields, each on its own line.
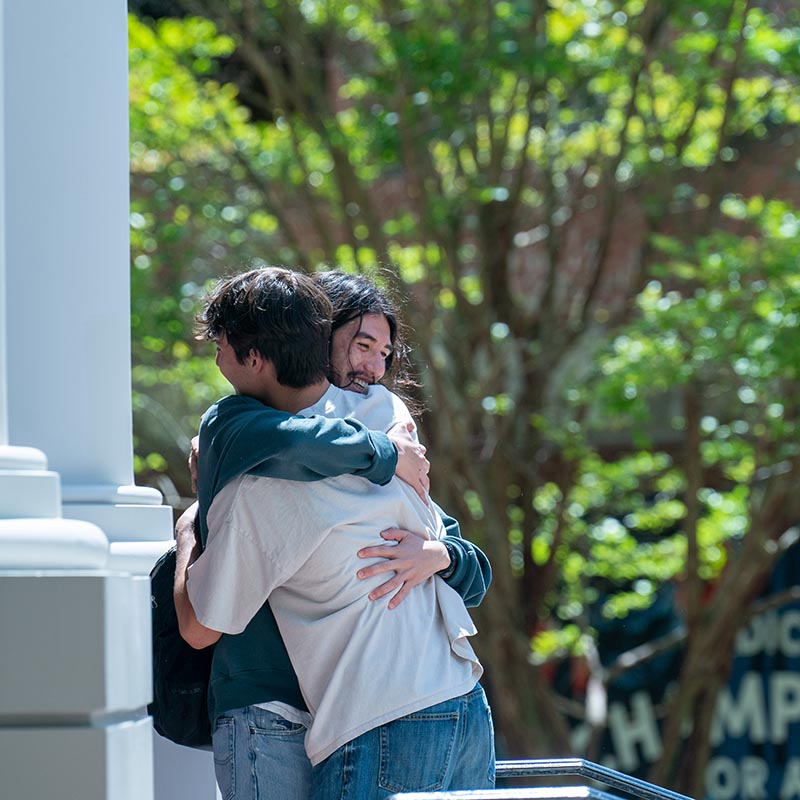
left=248, top=349, right=263, bottom=370
left=248, top=349, right=274, bottom=376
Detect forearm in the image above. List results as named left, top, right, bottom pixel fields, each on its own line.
left=200, top=396, right=398, bottom=494
left=174, top=504, right=221, bottom=650
left=272, top=415, right=398, bottom=484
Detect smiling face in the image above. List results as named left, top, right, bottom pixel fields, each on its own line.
left=330, top=313, right=394, bottom=394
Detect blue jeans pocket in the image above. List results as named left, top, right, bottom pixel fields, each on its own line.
left=213, top=716, right=236, bottom=800
left=249, top=707, right=307, bottom=738
left=378, top=710, right=459, bottom=793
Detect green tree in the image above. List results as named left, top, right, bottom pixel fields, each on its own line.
left=129, top=2, right=800, bottom=792
left=537, top=199, right=800, bottom=790
left=130, top=15, right=264, bottom=501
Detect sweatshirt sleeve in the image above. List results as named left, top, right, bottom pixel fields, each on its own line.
left=198, top=396, right=397, bottom=515
left=433, top=502, right=492, bottom=608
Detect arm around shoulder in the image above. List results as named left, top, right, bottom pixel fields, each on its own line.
left=203, top=396, right=398, bottom=486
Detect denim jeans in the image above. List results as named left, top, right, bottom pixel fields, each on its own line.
left=212, top=706, right=311, bottom=800
left=311, top=684, right=495, bottom=800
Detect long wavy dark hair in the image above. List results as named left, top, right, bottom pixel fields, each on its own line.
left=314, top=270, right=420, bottom=408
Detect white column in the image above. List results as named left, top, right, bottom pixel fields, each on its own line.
left=0, top=1, right=177, bottom=798
left=4, top=0, right=173, bottom=573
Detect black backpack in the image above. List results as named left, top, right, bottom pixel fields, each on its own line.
left=148, top=545, right=214, bottom=748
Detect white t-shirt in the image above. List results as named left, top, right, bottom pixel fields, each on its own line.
left=187, top=384, right=482, bottom=765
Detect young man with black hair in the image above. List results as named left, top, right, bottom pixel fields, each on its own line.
left=175, top=267, right=494, bottom=800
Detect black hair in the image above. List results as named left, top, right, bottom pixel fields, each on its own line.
left=197, top=267, right=332, bottom=388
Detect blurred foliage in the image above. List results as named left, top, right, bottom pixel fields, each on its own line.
left=130, top=15, right=260, bottom=502
left=533, top=199, right=800, bottom=661
left=129, top=1, right=800, bottom=787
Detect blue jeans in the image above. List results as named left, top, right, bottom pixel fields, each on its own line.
left=311, top=684, right=495, bottom=800
left=212, top=706, right=311, bottom=800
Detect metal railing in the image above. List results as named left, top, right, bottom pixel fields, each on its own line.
left=388, top=757, right=695, bottom=800
left=389, top=789, right=626, bottom=799
left=495, top=758, right=693, bottom=800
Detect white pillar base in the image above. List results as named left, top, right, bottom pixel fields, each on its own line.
left=62, top=483, right=175, bottom=574
left=0, top=445, right=61, bottom=519
left=0, top=518, right=108, bottom=569
left=0, top=570, right=153, bottom=799
left=0, top=572, right=151, bottom=714
left=0, top=718, right=154, bottom=800
left=0, top=470, right=60, bottom=518
left=65, top=502, right=174, bottom=543
left=0, top=445, right=111, bottom=569
left=0, top=444, right=48, bottom=469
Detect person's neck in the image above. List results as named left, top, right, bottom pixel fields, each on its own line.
left=269, top=378, right=331, bottom=415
